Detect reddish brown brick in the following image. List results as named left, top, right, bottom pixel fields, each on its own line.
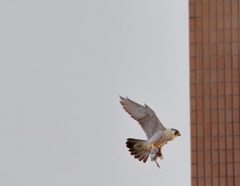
left=196, top=17, right=203, bottom=30
left=233, top=123, right=240, bottom=135
left=213, top=177, right=219, bottom=186
left=204, top=110, right=211, bottom=123
left=210, top=30, right=217, bottom=43
left=204, top=70, right=210, bottom=83
left=197, top=110, right=204, bottom=123
left=191, top=97, right=196, bottom=110
left=234, top=149, right=240, bottom=162
left=191, top=84, right=196, bottom=97
left=205, top=123, right=211, bottom=136
left=192, top=137, right=197, bottom=150
left=233, top=109, right=240, bottom=122
left=234, top=136, right=240, bottom=149
left=212, top=150, right=219, bottom=163
left=225, top=69, right=232, bottom=82
left=233, top=82, right=239, bottom=95
left=219, top=110, right=225, bottom=123
left=205, top=163, right=212, bottom=176
left=225, top=83, right=232, bottom=96
left=217, top=3, right=223, bottom=16
left=220, top=163, right=227, bottom=176
left=232, top=3, right=238, bottom=15
left=202, top=4, right=209, bottom=16
left=196, top=31, right=203, bottom=43
left=233, top=96, right=239, bottom=109
left=235, top=163, right=240, bottom=175
left=225, top=43, right=232, bottom=56
left=226, top=122, right=233, bottom=136
left=217, top=29, right=224, bottom=42
left=190, top=18, right=196, bottom=30
left=235, top=178, right=240, bottom=186
left=226, top=109, right=233, bottom=122
left=211, top=110, right=218, bottom=123
left=198, top=163, right=205, bottom=177
left=227, top=149, right=233, bottom=162
left=227, top=163, right=234, bottom=176
left=211, top=83, right=218, bottom=96
left=218, top=17, right=224, bottom=29
left=197, top=124, right=204, bottom=137
left=232, top=43, right=239, bottom=56
left=224, top=3, right=231, bottom=16
left=192, top=150, right=197, bottom=164
left=203, top=31, right=210, bottom=43
left=197, top=84, right=204, bottom=97
left=232, top=29, right=239, bottom=42
left=226, top=96, right=232, bottom=109
left=220, top=177, right=226, bottom=186
left=191, top=110, right=197, bottom=123
left=205, top=150, right=211, bottom=163
left=219, top=123, right=226, bottom=136
left=190, top=58, right=196, bottom=70
left=227, top=136, right=233, bottom=149
left=220, top=150, right=226, bottom=162
left=190, top=44, right=196, bottom=57
left=192, top=178, right=197, bottom=186
left=196, top=4, right=202, bottom=17
left=218, top=96, right=225, bottom=109
left=198, top=137, right=204, bottom=150
left=203, top=43, right=210, bottom=56
left=205, top=137, right=211, bottom=150
left=218, top=83, right=225, bottom=96
left=213, top=163, right=219, bottom=176
left=210, top=43, right=217, bottom=55
left=219, top=137, right=226, bottom=150
left=212, top=137, right=219, bottom=149
left=196, top=44, right=203, bottom=56
left=233, top=69, right=239, bottom=82
left=198, top=150, right=204, bottom=164
left=210, top=17, right=217, bottom=30
left=203, top=17, right=209, bottom=30
left=192, top=164, right=197, bottom=177
left=190, top=4, right=196, bottom=18
left=232, top=16, right=238, bottom=29
left=203, top=57, right=210, bottom=69
left=197, top=70, right=203, bottom=83
left=218, top=43, right=224, bottom=56
left=209, top=4, right=216, bottom=16
left=211, top=70, right=217, bottom=82
left=210, top=57, right=217, bottom=69
left=224, top=16, right=231, bottom=29
left=227, top=177, right=234, bottom=186
left=224, top=29, right=231, bottom=42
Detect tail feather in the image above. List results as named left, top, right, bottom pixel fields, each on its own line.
left=138, top=151, right=149, bottom=162
left=126, top=138, right=150, bottom=163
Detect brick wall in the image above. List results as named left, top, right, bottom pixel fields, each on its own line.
left=189, top=0, right=240, bottom=185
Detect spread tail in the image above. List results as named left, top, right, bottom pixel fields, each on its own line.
left=126, top=138, right=150, bottom=163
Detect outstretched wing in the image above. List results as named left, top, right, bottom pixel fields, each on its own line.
left=120, top=96, right=166, bottom=139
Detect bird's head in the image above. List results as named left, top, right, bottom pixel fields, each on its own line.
left=171, top=128, right=181, bottom=137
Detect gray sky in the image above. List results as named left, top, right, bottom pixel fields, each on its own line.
left=0, top=1, right=190, bottom=185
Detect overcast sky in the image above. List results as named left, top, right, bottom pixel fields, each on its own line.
left=0, top=1, right=190, bottom=186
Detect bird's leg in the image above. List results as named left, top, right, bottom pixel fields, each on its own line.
left=157, top=147, right=164, bottom=159
left=155, top=160, right=160, bottom=168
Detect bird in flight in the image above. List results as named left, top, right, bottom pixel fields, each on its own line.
left=120, top=96, right=181, bottom=168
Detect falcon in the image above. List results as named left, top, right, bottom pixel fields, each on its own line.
left=120, top=96, right=181, bottom=168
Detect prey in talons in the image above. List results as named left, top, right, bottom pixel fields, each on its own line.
left=150, top=147, right=164, bottom=168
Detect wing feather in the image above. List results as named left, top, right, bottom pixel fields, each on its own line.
left=120, top=96, right=166, bottom=139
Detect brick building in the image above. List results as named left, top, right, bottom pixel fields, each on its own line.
left=189, top=0, right=240, bottom=185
